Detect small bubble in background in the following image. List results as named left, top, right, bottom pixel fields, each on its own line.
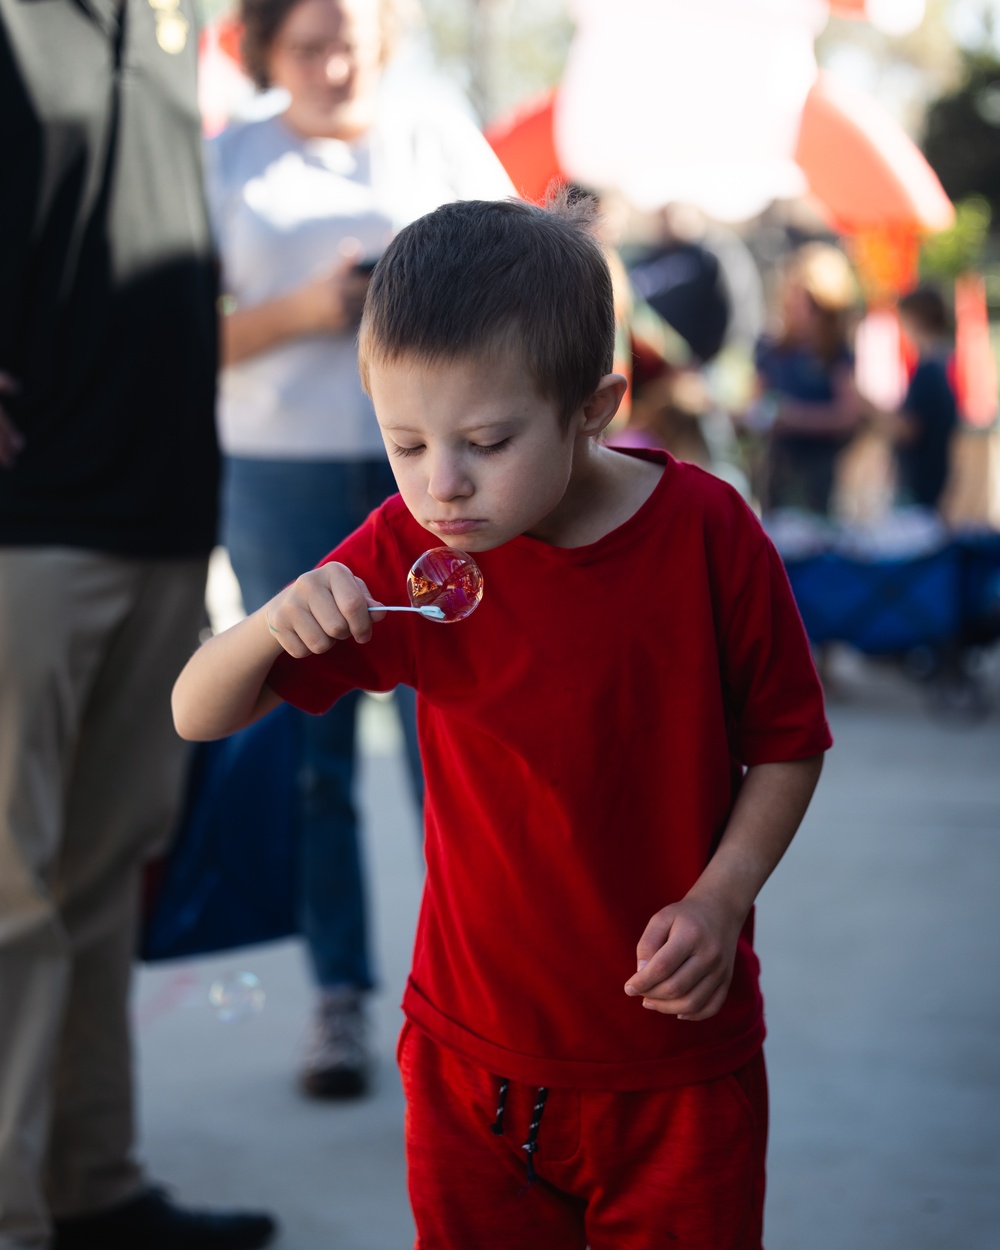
left=208, top=971, right=265, bottom=1023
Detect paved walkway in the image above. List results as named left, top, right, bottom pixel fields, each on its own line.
left=135, top=658, right=1000, bottom=1250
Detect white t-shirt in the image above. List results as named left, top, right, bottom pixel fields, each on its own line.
left=207, top=68, right=515, bottom=460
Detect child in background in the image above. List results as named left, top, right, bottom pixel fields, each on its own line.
left=888, top=286, right=959, bottom=512
left=172, top=195, right=832, bottom=1250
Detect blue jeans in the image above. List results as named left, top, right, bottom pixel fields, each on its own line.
left=222, top=456, right=422, bottom=991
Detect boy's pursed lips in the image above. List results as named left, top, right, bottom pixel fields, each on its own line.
left=428, top=519, right=486, bottom=535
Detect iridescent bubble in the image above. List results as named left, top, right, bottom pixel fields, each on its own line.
left=208, top=971, right=265, bottom=1024
left=407, top=548, right=484, bottom=623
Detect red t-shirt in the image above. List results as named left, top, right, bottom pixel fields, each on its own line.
left=268, top=451, right=832, bottom=1090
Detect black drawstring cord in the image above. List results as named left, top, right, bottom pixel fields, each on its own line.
left=490, top=1078, right=549, bottom=1185
left=521, top=1087, right=549, bottom=1185
left=491, top=1079, right=510, bottom=1135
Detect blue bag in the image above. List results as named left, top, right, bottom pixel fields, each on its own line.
left=141, top=704, right=300, bottom=962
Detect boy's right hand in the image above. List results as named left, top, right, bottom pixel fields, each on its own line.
left=262, top=562, right=387, bottom=658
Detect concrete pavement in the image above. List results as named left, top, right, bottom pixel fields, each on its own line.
left=135, top=658, right=1000, bottom=1249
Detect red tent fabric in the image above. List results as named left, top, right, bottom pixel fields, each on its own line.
left=484, top=91, right=562, bottom=204
left=484, top=75, right=953, bottom=237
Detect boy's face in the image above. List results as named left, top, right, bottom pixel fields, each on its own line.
left=369, top=353, right=588, bottom=552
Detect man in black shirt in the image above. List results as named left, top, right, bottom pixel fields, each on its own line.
left=0, top=1, right=275, bottom=1245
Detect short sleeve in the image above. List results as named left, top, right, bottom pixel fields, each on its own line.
left=266, top=504, right=417, bottom=715
left=721, top=537, right=833, bottom=766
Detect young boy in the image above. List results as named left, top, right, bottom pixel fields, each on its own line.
left=173, top=195, right=832, bottom=1249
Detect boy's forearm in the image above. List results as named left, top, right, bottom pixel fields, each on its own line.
left=686, top=755, right=824, bottom=923
left=625, top=754, right=825, bottom=1018
left=171, top=607, right=284, bottom=741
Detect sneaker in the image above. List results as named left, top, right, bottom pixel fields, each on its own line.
left=52, top=1186, right=276, bottom=1249
left=299, top=985, right=371, bottom=1099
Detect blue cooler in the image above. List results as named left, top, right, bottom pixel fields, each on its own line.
left=783, top=547, right=962, bottom=654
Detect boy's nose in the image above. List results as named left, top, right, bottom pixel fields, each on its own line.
left=427, top=458, right=473, bottom=503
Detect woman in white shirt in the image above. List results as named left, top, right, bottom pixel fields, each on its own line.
left=207, top=0, right=513, bottom=1100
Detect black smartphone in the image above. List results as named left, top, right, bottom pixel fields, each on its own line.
left=352, top=257, right=380, bottom=276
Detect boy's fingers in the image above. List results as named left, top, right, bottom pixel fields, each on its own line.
left=676, top=982, right=731, bottom=1021
left=641, top=968, right=730, bottom=1018
left=626, top=916, right=696, bottom=996
left=294, top=611, right=344, bottom=653
left=275, top=631, right=318, bottom=660
left=358, top=578, right=387, bottom=623
left=322, top=564, right=376, bottom=642
left=262, top=610, right=320, bottom=659
left=638, top=952, right=709, bottom=1004
left=306, top=586, right=356, bottom=642
left=634, top=909, right=676, bottom=966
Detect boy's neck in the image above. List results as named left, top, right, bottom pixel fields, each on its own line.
left=527, top=442, right=663, bottom=549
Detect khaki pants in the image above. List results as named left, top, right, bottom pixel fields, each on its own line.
left=0, top=549, right=207, bottom=1248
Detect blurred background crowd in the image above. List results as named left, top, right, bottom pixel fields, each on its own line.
left=201, top=0, right=1000, bottom=529
left=198, top=0, right=1000, bottom=698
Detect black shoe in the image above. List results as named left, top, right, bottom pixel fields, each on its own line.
left=52, top=1186, right=277, bottom=1250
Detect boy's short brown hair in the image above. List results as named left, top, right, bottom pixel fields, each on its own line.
left=358, top=194, right=616, bottom=424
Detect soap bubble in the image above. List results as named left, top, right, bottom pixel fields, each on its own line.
left=208, top=971, right=265, bottom=1023
left=407, top=548, right=484, bottom=623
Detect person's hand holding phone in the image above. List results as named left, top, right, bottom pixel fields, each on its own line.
left=295, top=254, right=370, bottom=333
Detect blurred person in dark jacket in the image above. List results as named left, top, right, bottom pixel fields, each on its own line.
left=0, top=1, right=275, bottom=1245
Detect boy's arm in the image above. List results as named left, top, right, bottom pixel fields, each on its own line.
left=171, top=562, right=383, bottom=742
left=624, top=754, right=823, bottom=1020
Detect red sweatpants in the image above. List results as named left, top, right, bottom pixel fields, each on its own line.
left=399, top=1023, right=768, bottom=1250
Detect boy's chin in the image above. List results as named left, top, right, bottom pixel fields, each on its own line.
left=434, top=532, right=504, bottom=554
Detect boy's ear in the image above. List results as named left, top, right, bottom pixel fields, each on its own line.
left=579, top=373, right=628, bottom=435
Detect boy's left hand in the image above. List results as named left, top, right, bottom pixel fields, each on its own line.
left=624, top=893, right=745, bottom=1021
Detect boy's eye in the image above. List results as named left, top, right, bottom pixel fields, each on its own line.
left=473, top=438, right=510, bottom=456
left=391, top=443, right=424, bottom=457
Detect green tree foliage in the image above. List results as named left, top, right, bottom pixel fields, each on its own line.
left=921, top=195, right=993, bottom=279
left=922, top=50, right=1000, bottom=223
